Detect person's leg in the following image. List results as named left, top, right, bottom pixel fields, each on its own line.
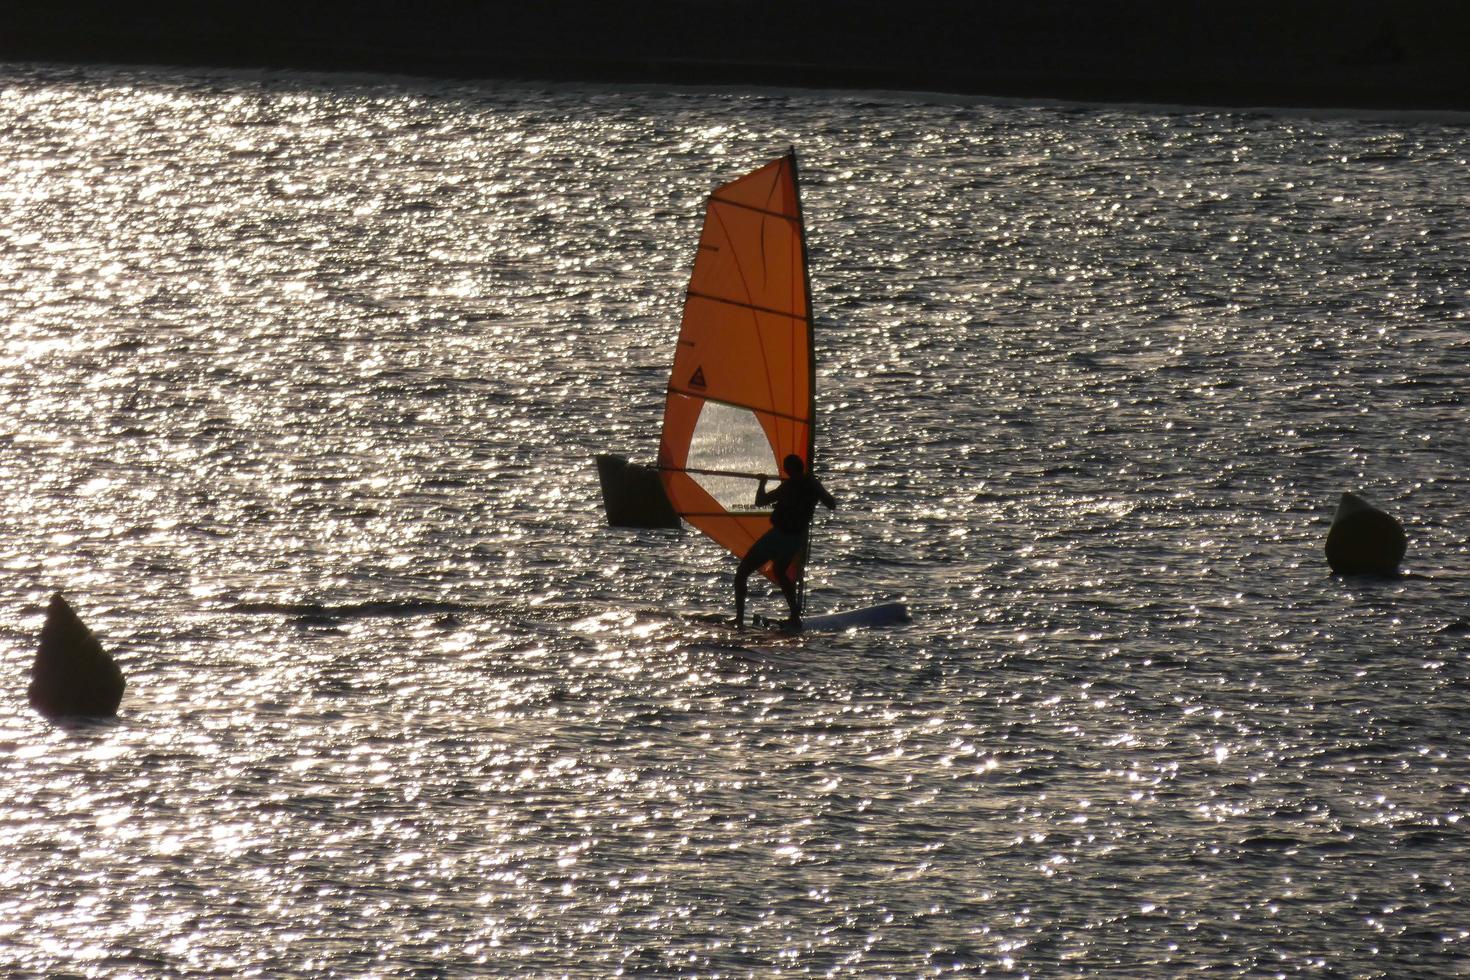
left=776, top=558, right=799, bottom=628
left=734, top=553, right=762, bottom=627
left=776, top=570, right=799, bottom=625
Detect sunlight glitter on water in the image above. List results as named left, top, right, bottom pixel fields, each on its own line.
left=1, top=61, right=1468, bottom=975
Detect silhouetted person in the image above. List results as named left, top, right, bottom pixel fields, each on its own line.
left=735, top=454, right=836, bottom=629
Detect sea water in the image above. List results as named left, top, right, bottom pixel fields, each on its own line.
left=1, top=62, right=1467, bottom=976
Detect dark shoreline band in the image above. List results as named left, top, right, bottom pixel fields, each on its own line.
left=3, top=0, right=1467, bottom=113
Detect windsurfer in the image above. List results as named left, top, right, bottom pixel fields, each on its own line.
left=735, top=454, right=836, bottom=629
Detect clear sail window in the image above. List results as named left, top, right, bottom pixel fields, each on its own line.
left=687, top=400, right=774, bottom=512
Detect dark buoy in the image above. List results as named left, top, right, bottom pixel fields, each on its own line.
left=595, top=454, right=681, bottom=529
left=28, top=594, right=126, bottom=718
left=1325, top=492, right=1406, bottom=576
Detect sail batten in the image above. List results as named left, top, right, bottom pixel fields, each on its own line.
left=663, top=388, right=809, bottom=425
left=685, top=289, right=812, bottom=321
left=658, top=151, right=815, bottom=585
left=708, top=197, right=804, bottom=222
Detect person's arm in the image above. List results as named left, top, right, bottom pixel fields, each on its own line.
left=815, top=478, right=837, bottom=511
left=755, top=476, right=782, bottom=507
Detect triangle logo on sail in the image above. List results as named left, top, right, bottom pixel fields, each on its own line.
left=688, top=366, right=707, bottom=389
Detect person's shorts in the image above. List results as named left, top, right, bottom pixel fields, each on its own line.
left=747, top=527, right=804, bottom=568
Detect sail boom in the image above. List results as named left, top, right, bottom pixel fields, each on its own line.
left=660, top=465, right=775, bottom=481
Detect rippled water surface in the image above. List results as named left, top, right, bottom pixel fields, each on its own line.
left=2, top=63, right=1468, bottom=976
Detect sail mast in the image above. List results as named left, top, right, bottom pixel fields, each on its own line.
left=787, top=147, right=817, bottom=613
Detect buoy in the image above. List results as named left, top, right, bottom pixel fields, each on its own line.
left=1325, top=492, right=1406, bottom=576
left=28, top=594, right=126, bottom=718
left=595, top=454, right=681, bottom=529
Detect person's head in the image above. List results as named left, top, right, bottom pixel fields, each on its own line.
left=783, top=454, right=804, bottom=478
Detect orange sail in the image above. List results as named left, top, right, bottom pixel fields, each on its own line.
left=658, top=151, right=815, bottom=583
